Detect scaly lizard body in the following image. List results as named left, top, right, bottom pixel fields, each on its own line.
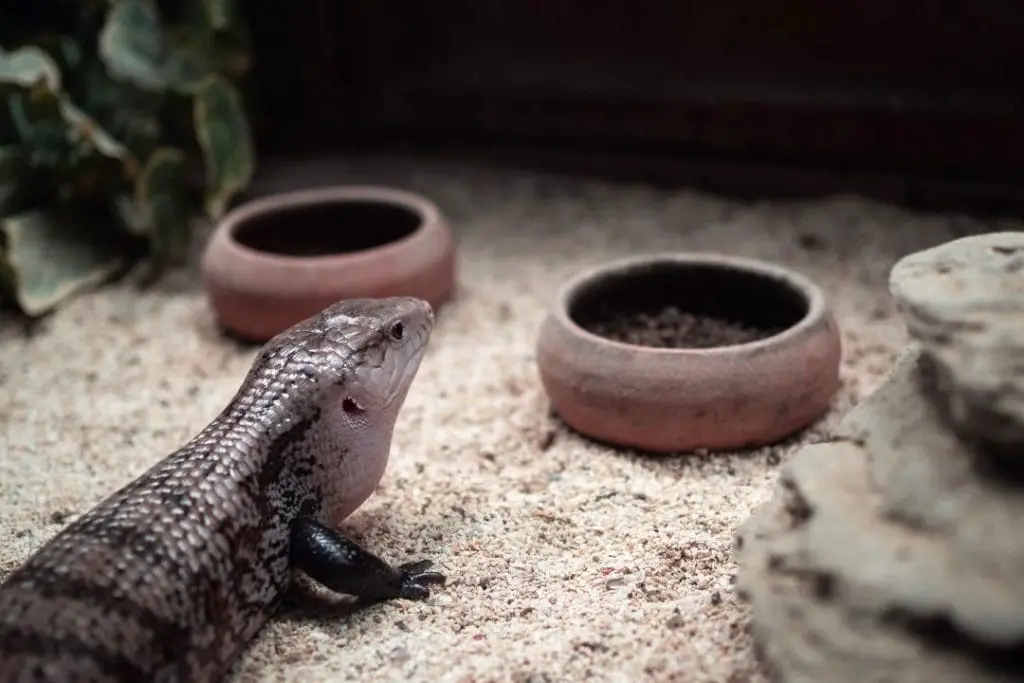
left=0, top=297, right=444, bottom=683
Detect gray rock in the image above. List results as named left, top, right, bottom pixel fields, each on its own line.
left=832, top=348, right=1024, bottom=645
left=736, top=233, right=1024, bottom=682
left=735, top=442, right=1019, bottom=683
left=889, top=231, right=1024, bottom=449
left=735, top=347, right=1024, bottom=682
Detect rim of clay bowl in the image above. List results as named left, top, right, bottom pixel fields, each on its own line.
left=216, top=185, right=441, bottom=264
left=201, top=185, right=455, bottom=342
left=538, top=252, right=841, bottom=452
left=554, top=252, right=827, bottom=354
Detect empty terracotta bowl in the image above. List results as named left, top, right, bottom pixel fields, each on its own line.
left=201, top=186, right=456, bottom=342
left=536, top=253, right=842, bottom=453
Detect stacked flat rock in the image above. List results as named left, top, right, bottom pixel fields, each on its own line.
left=734, top=232, right=1024, bottom=683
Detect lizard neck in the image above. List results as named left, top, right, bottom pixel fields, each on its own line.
left=309, top=390, right=408, bottom=525
left=207, top=349, right=416, bottom=528
left=186, top=379, right=328, bottom=524
left=206, top=383, right=405, bottom=528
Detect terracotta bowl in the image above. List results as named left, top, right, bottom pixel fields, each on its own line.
left=536, top=253, right=842, bottom=454
left=201, top=186, right=456, bottom=342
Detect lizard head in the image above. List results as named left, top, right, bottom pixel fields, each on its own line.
left=322, top=295, right=435, bottom=413
left=255, top=295, right=435, bottom=417
left=238, top=296, right=435, bottom=522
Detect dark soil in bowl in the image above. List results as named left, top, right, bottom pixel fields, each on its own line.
left=585, top=305, right=785, bottom=349
left=233, top=200, right=422, bottom=256
left=569, top=261, right=808, bottom=349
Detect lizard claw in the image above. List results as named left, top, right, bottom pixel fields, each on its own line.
left=396, top=559, right=447, bottom=600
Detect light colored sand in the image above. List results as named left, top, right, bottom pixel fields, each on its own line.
left=1, top=157, right=1017, bottom=683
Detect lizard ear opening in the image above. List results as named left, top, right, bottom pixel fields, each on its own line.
left=342, top=397, right=365, bottom=414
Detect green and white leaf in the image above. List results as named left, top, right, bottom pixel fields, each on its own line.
left=0, top=46, right=62, bottom=91
left=134, top=146, right=190, bottom=265
left=59, top=98, right=132, bottom=161
left=192, top=74, right=253, bottom=219
left=0, top=210, right=126, bottom=316
left=98, top=0, right=168, bottom=91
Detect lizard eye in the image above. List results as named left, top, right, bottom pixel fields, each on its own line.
left=388, top=321, right=405, bottom=341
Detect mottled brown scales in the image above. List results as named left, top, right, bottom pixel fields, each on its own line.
left=0, top=297, right=437, bottom=683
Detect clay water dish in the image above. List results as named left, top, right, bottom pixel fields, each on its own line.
left=536, top=253, right=842, bottom=454
left=201, top=186, right=456, bottom=342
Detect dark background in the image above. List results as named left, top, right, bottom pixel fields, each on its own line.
left=245, top=1, right=1024, bottom=214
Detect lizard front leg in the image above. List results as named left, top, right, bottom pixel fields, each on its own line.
left=289, top=517, right=446, bottom=603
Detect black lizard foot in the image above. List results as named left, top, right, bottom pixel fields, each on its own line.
left=396, top=559, right=447, bottom=600
left=290, top=518, right=449, bottom=603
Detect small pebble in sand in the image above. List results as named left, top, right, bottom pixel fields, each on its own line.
left=48, top=509, right=73, bottom=525
left=585, top=306, right=783, bottom=349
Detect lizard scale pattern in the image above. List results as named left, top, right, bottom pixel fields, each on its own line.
left=0, top=297, right=445, bottom=683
